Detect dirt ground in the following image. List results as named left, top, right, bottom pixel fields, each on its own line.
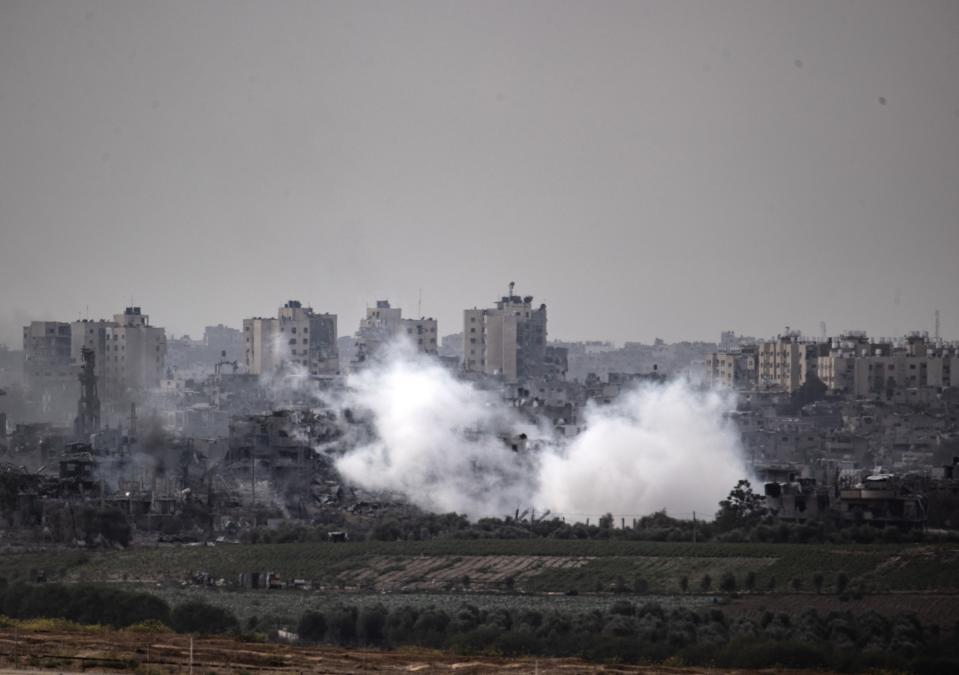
left=0, top=627, right=838, bottom=674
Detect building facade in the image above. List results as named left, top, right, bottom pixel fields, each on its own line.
left=22, top=321, right=74, bottom=393
left=463, top=284, right=564, bottom=383
left=818, top=333, right=959, bottom=397
left=100, top=308, right=167, bottom=395
left=243, top=300, right=338, bottom=376
left=704, top=345, right=757, bottom=388
left=354, top=300, right=438, bottom=363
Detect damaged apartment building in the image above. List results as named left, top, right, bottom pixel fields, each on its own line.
left=243, top=300, right=338, bottom=376
left=21, top=307, right=167, bottom=423
left=353, top=300, right=437, bottom=364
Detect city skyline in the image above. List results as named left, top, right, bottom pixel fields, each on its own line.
left=2, top=0, right=958, bottom=345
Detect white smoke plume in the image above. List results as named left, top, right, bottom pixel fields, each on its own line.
left=329, top=338, right=752, bottom=521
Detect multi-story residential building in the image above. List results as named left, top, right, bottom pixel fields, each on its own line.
left=70, top=319, right=112, bottom=375
left=463, top=284, right=565, bottom=383
left=22, top=321, right=73, bottom=388
left=753, top=333, right=828, bottom=393
left=704, top=345, right=758, bottom=388
left=203, top=324, right=244, bottom=360
left=25, top=309, right=167, bottom=401
left=354, top=300, right=437, bottom=363
left=818, top=332, right=959, bottom=397
left=243, top=300, right=338, bottom=376
left=100, top=307, right=167, bottom=395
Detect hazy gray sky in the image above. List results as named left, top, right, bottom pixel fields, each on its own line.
left=1, top=0, right=957, bottom=346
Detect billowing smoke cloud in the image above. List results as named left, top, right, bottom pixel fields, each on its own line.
left=329, top=339, right=751, bottom=521
left=534, top=384, right=748, bottom=519
left=333, top=342, right=538, bottom=516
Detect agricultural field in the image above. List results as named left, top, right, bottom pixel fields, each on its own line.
left=2, top=540, right=957, bottom=627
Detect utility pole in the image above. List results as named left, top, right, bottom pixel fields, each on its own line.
left=692, top=511, right=697, bottom=544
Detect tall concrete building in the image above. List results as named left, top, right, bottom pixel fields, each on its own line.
left=244, top=300, right=338, bottom=376
left=704, top=345, right=758, bottom=389
left=23, top=309, right=166, bottom=403
left=754, top=331, right=831, bottom=393
left=463, top=283, right=565, bottom=383
left=100, top=307, right=167, bottom=395
left=22, top=321, right=73, bottom=388
left=70, top=319, right=112, bottom=373
left=354, top=300, right=437, bottom=363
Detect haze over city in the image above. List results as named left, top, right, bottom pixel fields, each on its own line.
left=2, top=0, right=958, bottom=346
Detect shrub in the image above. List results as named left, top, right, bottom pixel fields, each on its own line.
left=297, top=611, right=327, bottom=642
left=813, top=573, right=824, bottom=594
left=171, top=601, right=237, bottom=635
left=633, top=576, right=649, bottom=594
left=719, top=572, right=737, bottom=593
left=357, top=605, right=387, bottom=646
left=836, top=572, right=849, bottom=595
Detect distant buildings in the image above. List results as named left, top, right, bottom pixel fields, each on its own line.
left=463, top=283, right=566, bottom=383
left=354, top=300, right=437, bottom=363
left=23, top=321, right=73, bottom=388
left=203, top=324, right=244, bottom=360
left=26, top=308, right=166, bottom=398
left=705, top=347, right=757, bottom=389
left=99, top=308, right=167, bottom=395
left=243, top=300, right=338, bottom=376
left=706, top=329, right=959, bottom=398
left=755, top=333, right=829, bottom=392
left=818, top=332, right=959, bottom=397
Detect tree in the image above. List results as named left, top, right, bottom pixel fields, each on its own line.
left=715, top=480, right=766, bottom=532
left=633, top=575, right=649, bottom=594
left=813, top=573, right=824, bottom=594
left=297, top=611, right=327, bottom=642
left=719, top=572, right=737, bottom=593
left=171, top=601, right=237, bottom=634
left=835, top=572, right=849, bottom=595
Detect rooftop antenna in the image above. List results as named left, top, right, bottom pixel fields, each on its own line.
left=820, top=321, right=827, bottom=340
left=508, top=281, right=515, bottom=299
left=934, top=309, right=940, bottom=341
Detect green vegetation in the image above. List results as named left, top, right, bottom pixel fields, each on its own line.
left=0, top=583, right=237, bottom=635
left=288, top=599, right=959, bottom=672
